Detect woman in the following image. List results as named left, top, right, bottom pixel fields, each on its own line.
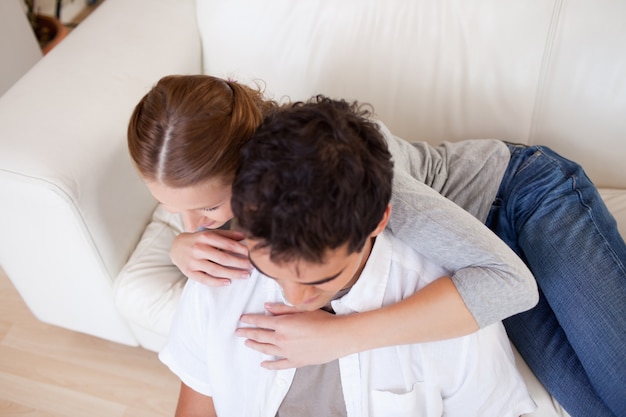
left=126, top=74, right=625, bottom=417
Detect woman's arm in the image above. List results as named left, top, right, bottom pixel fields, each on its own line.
left=383, top=128, right=538, bottom=327
left=237, top=179, right=534, bottom=368
left=238, top=276, right=477, bottom=369
left=236, top=125, right=537, bottom=369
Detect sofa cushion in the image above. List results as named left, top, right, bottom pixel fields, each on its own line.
left=114, top=205, right=185, bottom=339
left=599, top=189, right=626, bottom=238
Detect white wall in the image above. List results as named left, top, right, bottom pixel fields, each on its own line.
left=0, top=0, right=42, bottom=97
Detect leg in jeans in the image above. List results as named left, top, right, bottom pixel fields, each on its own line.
left=486, top=144, right=626, bottom=417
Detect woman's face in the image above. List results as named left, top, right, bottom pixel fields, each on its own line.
left=146, top=178, right=234, bottom=232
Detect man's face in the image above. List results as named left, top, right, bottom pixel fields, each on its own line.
left=247, top=239, right=373, bottom=311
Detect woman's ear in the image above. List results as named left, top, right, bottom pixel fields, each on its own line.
left=369, top=204, right=392, bottom=238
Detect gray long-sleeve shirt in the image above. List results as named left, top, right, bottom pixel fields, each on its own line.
left=378, top=122, right=538, bottom=327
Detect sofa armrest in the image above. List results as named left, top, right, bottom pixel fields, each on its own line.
left=0, top=0, right=201, bottom=345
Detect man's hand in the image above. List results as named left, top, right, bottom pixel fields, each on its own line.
left=170, top=229, right=251, bottom=286
left=236, top=303, right=350, bottom=369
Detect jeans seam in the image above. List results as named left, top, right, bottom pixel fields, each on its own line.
left=573, top=175, right=626, bottom=278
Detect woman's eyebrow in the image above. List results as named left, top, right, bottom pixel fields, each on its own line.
left=248, top=258, right=345, bottom=285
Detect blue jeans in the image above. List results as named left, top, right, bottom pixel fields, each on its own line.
left=485, top=144, right=626, bottom=417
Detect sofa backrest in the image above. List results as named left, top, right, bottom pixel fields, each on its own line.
left=196, top=0, right=626, bottom=189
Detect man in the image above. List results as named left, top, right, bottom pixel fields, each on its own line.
left=159, top=96, right=536, bottom=416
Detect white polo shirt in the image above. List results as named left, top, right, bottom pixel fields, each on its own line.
left=159, top=230, right=536, bottom=417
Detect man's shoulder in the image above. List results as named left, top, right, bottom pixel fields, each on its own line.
left=180, top=272, right=271, bottom=317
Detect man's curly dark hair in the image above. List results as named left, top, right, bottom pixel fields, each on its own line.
left=232, top=95, right=394, bottom=264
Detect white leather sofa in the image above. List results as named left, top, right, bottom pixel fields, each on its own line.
left=1, top=0, right=625, bottom=415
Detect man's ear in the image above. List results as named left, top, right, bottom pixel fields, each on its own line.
left=369, top=204, right=392, bottom=238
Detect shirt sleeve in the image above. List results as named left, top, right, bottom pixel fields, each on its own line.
left=380, top=125, right=538, bottom=327
left=158, top=280, right=214, bottom=396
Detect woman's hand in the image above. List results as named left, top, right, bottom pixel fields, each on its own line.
left=236, top=303, right=352, bottom=369
left=170, top=229, right=251, bottom=286
left=235, top=278, right=479, bottom=370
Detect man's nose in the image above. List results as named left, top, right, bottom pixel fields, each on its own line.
left=281, top=282, right=314, bottom=306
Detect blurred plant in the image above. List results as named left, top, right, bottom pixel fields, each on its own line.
left=23, top=0, right=69, bottom=51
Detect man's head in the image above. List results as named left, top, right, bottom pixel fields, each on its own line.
left=231, top=96, right=394, bottom=310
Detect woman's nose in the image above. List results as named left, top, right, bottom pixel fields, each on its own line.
left=180, top=211, right=203, bottom=232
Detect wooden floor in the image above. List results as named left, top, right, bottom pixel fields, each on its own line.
left=0, top=267, right=179, bottom=417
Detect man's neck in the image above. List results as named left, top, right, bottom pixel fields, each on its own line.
left=340, top=236, right=376, bottom=292
left=322, top=236, right=376, bottom=313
